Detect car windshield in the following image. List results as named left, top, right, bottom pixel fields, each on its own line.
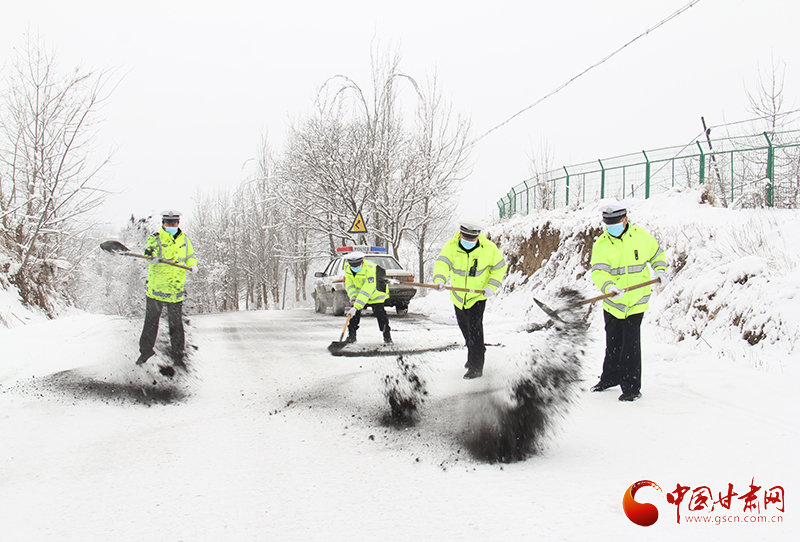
left=364, top=255, right=403, bottom=270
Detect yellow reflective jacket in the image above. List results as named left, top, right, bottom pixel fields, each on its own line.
left=432, top=233, right=507, bottom=309
left=345, top=259, right=389, bottom=310
left=590, top=224, right=667, bottom=319
left=144, top=229, right=198, bottom=303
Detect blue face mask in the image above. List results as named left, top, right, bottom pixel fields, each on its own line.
left=164, top=226, right=178, bottom=236
left=350, top=265, right=362, bottom=273
left=460, top=239, right=477, bottom=250
left=606, top=223, right=625, bottom=237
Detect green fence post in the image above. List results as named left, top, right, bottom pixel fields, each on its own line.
left=730, top=150, right=734, bottom=203
left=509, top=187, right=517, bottom=215
left=598, top=159, right=605, bottom=199
left=523, top=180, right=531, bottom=214
left=764, top=132, right=774, bottom=207
left=623, top=166, right=626, bottom=197
left=696, top=141, right=705, bottom=185
left=642, top=150, right=651, bottom=199
left=672, top=158, right=676, bottom=187
left=564, top=166, right=570, bottom=206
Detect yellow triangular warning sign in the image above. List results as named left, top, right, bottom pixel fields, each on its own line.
left=348, top=212, right=367, bottom=234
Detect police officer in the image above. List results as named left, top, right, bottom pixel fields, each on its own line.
left=343, top=251, right=392, bottom=344
left=433, top=220, right=507, bottom=379
left=136, top=210, right=198, bottom=367
left=589, top=201, right=668, bottom=401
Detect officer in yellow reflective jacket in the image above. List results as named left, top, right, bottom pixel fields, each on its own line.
left=589, top=202, right=668, bottom=402
left=432, top=220, right=508, bottom=379
left=343, top=251, right=392, bottom=344
left=136, top=210, right=198, bottom=367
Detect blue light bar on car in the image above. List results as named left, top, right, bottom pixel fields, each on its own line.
left=369, top=246, right=387, bottom=252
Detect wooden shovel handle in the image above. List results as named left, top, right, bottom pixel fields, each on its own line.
left=339, top=312, right=353, bottom=342
left=579, top=277, right=661, bottom=306
left=123, top=252, right=194, bottom=271
left=405, top=281, right=484, bottom=294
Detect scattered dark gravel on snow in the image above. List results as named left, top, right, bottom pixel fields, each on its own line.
left=463, top=288, right=590, bottom=463
left=381, top=354, right=428, bottom=426
left=40, top=369, right=189, bottom=405
left=5, top=336, right=198, bottom=407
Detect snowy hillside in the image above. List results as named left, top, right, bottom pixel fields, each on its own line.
left=487, top=188, right=800, bottom=376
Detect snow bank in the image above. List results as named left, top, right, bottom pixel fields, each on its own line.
left=486, top=188, right=800, bottom=371
left=0, top=246, right=50, bottom=329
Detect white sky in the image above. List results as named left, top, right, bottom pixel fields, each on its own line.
left=2, top=0, right=799, bottom=227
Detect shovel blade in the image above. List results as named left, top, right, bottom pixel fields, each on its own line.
left=100, top=240, right=131, bottom=253
left=328, top=341, right=349, bottom=353
left=534, top=297, right=565, bottom=323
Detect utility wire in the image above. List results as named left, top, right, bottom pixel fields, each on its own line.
left=471, top=0, right=702, bottom=146
left=707, top=107, right=800, bottom=131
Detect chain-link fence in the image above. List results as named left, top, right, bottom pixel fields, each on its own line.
left=497, top=130, right=800, bottom=218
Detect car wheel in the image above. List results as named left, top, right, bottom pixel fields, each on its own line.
left=395, top=303, right=408, bottom=316
left=332, top=291, right=348, bottom=316
left=314, top=294, right=327, bottom=314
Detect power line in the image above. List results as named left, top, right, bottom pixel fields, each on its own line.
left=471, top=0, right=702, bottom=146
left=707, top=108, right=800, bottom=131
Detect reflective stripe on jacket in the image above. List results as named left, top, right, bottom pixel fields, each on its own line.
left=590, top=224, right=667, bottom=319
left=144, top=229, right=198, bottom=303
left=344, top=259, right=388, bottom=310
left=432, top=232, right=507, bottom=309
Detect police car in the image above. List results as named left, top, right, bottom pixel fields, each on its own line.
left=312, top=246, right=417, bottom=315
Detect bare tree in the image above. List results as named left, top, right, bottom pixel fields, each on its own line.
left=187, top=188, right=240, bottom=312
left=744, top=56, right=799, bottom=208
left=279, top=45, right=425, bottom=255
left=72, top=215, right=152, bottom=317
left=239, top=134, right=285, bottom=308
left=746, top=55, right=791, bottom=133
left=184, top=43, right=472, bottom=312
left=278, top=112, right=372, bottom=251
left=279, top=43, right=470, bottom=269
left=408, top=72, right=471, bottom=283
left=0, top=32, right=114, bottom=314
left=527, top=138, right=556, bottom=210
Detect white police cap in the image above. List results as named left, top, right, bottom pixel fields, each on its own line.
left=344, top=251, right=365, bottom=261
left=459, top=218, right=483, bottom=237
left=599, top=201, right=627, bottom=224
left=161, top=210, right=182, bottom=221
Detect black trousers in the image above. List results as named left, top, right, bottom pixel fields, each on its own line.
left=348, top=303, right=390, bottom=335
left=600, top=311, right=644, bottom=394
left=455, top=300, right=486, bottom=372
left=139, top=297, right=184, bottom=361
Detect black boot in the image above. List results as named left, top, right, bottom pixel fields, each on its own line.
left=345, top=331, right=357, bottom=344
left=383, top=328, right=392, bottom=344
left=591, top=380, right=619, bottom=392
left=463, top=367, right=483, bottom=379
left=136, top=352, right=154, bottom=365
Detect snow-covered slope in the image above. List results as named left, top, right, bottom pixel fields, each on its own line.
left=486, top=188, right=799, bottom=375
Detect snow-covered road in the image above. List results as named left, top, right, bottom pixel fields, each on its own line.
left=1, top=307, right=796, bottom=541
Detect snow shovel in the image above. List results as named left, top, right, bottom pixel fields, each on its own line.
left=328, top=312, right=354, bottom=352
left=534, top=277, right=662, bottom=322
left=100, top=240, right=193, bottom=271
